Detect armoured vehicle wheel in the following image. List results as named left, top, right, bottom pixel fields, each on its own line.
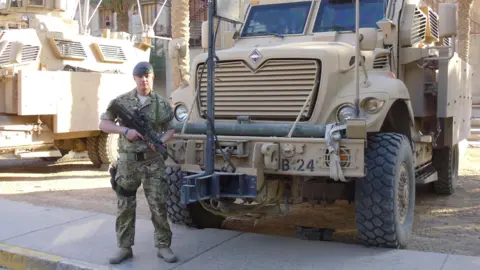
left=431, top=144, right=459, bottom=195
left=87, top=136, right=102, bottom=167
left=165, top=166, right=226, bottom=229
left=355, top=133, right=415, bottom=249
left=98, top=132, right=119, bottom=167
left=86, top=133, right=119, bottom=167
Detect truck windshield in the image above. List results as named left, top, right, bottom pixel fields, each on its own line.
left=241, top=1, right=312, bottom=37
left=312, top=0, right=387, bottom=32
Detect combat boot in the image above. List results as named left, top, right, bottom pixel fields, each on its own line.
left=157, top=247, right=178, bottom=263
left=108, top=247, right=133, bottom=264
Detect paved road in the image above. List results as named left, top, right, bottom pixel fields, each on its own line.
left=1, top=198, right=480, bottom=270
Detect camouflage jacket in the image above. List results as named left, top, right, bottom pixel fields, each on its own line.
left=100, top=88, right=174, bottom=153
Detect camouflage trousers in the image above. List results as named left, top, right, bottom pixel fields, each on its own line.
left=113, top=153, right=172, bottom=249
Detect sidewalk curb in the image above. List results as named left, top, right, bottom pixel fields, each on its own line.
left=0, top=243, right=116, bottom=270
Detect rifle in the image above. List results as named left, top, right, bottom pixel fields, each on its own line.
left=109, top=100, right=178, bottom=163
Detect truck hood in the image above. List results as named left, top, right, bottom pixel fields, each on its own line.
left=191, top=41, right=356, bottom=72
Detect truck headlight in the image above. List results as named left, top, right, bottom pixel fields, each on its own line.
left=174, top=104, right=188, bottom=121
left=336, top=104, right=356, bottom=123
left=362, top=98, right=385, bottom=114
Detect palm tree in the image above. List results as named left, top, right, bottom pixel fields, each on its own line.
left=171, top=0, right=190, bottom=89
left=457, top=0, right=474, bottom=63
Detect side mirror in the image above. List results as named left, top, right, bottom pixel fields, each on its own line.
left=439, top=3, right=457, bottom=38
left=359, top=28, right=377, bottom=51
left=202, top=21, right=209, bottom=49
left=168, top=38, right=187, bottom=60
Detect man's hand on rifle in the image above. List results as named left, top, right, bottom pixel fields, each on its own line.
left=124, top=128, right=144, bottom=141
left=147, top=142, right=156, bottom=152
left=124, top=128, right=156, bottom=152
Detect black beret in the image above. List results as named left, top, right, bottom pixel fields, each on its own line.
left=133, top=61, right=154, bottom=75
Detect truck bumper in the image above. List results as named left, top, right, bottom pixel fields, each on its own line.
left=166, top=132, right=366, bottom=205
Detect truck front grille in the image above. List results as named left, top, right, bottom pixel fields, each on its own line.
left=196, top=59, right=321, bottom=121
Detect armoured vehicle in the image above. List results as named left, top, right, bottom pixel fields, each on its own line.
left=0, top=0, right=163, bottom=165
left=165, top=0, right=473, bottom=249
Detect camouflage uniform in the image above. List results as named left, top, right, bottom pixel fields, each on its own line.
left=100, top=86, right=175, bottom=263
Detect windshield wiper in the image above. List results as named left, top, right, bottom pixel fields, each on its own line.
left=250, top=31, right=285, bottom=38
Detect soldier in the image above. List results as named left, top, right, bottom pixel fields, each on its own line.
left=98, top=61, right=177, bottom=264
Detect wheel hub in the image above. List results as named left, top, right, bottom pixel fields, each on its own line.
left=397, top=163, right=409, bottom=224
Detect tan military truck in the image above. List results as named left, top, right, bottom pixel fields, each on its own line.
left=165, top=0, right=473, bottom=249
left=0, top=0, right=161, bottom=165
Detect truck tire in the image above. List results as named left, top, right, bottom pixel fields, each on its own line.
left=87, top=136, right=102, bottom=167
left=165, top=166, right=226, bottom=229
left=355, top=133, right=415, bottom=249
left=431, top=144, right=459, bottom=195
left=98, top=132, right=119, bottom=166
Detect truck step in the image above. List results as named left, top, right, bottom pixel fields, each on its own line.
left=14, top=150, right=63, bottom=159
left=415, top=163, right=438, bottom=184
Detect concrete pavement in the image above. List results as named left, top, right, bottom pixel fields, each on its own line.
left=0, top=198, right=479, bottom=270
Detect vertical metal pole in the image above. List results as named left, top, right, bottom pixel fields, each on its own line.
left=354, top=0, right=360, bottom=118
left=86, top=0, right=103, bottom=26
left=205, top=0, right=215, bottom=175
left=83, top=0, right=89, bottom=34
left=136, top=0, right=145, bottom=32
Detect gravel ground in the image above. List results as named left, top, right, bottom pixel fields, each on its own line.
left=1, top=147, right=480, bottom=256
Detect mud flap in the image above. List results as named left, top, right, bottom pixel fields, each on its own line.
left=179, top=171, right=258, bottom=205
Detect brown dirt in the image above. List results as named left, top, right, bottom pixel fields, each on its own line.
left=1, top=147, right=480, bottom=256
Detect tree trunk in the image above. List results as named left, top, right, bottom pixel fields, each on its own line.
left=455, top=0, right=474, bottom=63
left=116, top=11, right=130, bottom=33
left=171, top=0, right=190, bottom=89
